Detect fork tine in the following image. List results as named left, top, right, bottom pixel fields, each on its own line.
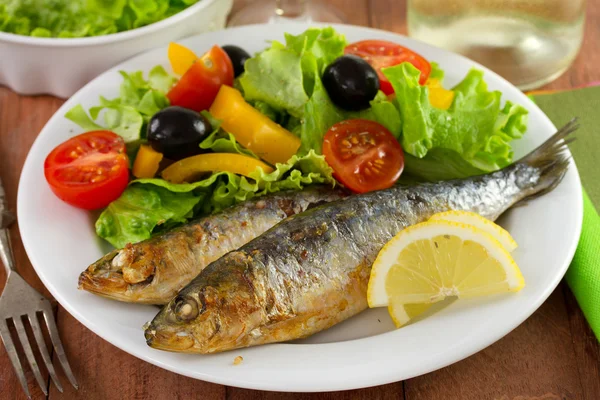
left=41, top=308, right=78, bottom=389
left=29, top=313, right=63, bottom=393
left=13, top=317, right=48, bottom=396
left=0, top=318, right=31, bottom=399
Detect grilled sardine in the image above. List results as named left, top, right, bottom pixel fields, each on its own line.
left=145, top=121, right=576, bottom=353
left=79, top=187, right=346, bottom=304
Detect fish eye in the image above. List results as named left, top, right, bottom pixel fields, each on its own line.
left=173, top=296, right=199, bottom=321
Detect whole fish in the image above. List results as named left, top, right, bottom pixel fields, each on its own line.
left=79, top=187, right=346, bottom=304
left=145, top=121, right=576, bottom=353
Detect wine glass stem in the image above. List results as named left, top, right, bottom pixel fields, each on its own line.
left=275, top=0, right=308, bottom=19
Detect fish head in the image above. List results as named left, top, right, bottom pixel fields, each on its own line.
left=78, top=243, right=163, bottom=303
left=145, top=254, right=263, bottom=353
left=78, top=249, right=132, bottom=300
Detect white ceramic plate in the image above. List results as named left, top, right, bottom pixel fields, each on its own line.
left=18, top=24, right=582, bottom=392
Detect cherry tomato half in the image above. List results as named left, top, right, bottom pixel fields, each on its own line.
left=345, top=40, right=431, bottom=95
left=167, top=45, right=234, bottom=112
left=323, top=119, right=404, bottom=194
left=44, top=131, right=129, bottom=210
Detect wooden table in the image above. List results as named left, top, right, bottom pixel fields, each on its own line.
left=1, top=1, right=599, bottom=398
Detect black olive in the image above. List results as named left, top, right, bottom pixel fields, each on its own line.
left=222, top=45, right=251, bottom=78
left=322, top=54, right=380, bottom=111
left=147, top=106, right=212, bottom=160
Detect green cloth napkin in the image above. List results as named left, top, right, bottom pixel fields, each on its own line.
left=532, top=87, right=600, bottom=341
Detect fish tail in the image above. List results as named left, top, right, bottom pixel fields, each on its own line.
left=516, top=118, right=578, bottom=200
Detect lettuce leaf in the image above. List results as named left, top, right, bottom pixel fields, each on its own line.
left=238, top=45, right=308, bottom=118
left=95, top=150, right=335, bottom=248
left=0, top=0, right=200, bottom=38
left=428, top=61, right=445, bottom=82
left=95, top=182, right=203, bottom=248
left=65, top=66, right=174, bottom=143
left=239, top=27, right=348, bottom=118
left=384, top=63, right=528, bottom=180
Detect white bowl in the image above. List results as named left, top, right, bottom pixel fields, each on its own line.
left=0, top=0, right=233, bottom=98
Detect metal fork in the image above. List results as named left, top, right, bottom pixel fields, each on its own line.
left=0, top=178, right=78, bottom=398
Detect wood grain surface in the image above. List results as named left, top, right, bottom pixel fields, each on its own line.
left=1, top=1, right=599, bottom=399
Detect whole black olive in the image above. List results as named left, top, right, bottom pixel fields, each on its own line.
left=222, top=45, right=251, bottom=78
left=322, top=54, right=380, bottom=111
left=147, top=106, right=212, bottom=160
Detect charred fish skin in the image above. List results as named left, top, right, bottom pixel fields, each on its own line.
left=145, top=120, right=576, bottom=353
left=78, top=186, right=346, bottom=304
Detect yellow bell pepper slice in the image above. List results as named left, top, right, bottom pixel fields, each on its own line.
left=425, top=78, right=455, bottom=110
left=168, top=42, right=198, bottom=75
left=132, top=145, right=164, bottom=179
left=425, top=78, right=443, bottom=89
left=429, top=87, right=455, bottom=110
left=161, top=153, right=274, bottom=184
left=209, top=86, right=301, bottom=165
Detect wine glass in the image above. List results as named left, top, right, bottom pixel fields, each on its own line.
left=228, top=0, right=346, bottom=26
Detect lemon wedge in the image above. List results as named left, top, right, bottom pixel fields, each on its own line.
left=368, top=217, right=524, bottom=328
left=429, top=211, right=517, bottom=252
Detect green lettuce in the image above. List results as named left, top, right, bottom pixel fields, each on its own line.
left=95, top=183, right=204, bottom=248
left=428, top=61, right=445, bottom=82
left=0, top=0, right=201, bottom=38
left=384, top=63, right=528, bottom=180
left=239, top=27, right=348, bottom=118
left=239, top=46, right=308, bottom=118
left=65, top=66, right=175, bottom=143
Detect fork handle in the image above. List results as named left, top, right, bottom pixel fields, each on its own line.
left=0, top=228, right=16, bottom=275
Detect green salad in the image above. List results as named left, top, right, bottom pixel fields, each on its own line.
left=44, top=27, right=528, bottom=248
left=0, top=0, right=201, bottom=38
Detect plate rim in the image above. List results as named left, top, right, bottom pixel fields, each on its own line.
left=17, top=22, right=583, bottom=392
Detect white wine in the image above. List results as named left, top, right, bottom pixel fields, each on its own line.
left=408, top=0, right=585, bottom=90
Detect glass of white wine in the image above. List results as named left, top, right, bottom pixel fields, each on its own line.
left=407, top=0, right=586, bottom=90
left=228, top=0, right=346, bottom=26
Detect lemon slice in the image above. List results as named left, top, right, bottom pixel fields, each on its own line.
left=368, top=220, right=524, bottom=327
left=429, top=211, right=517, bottom=252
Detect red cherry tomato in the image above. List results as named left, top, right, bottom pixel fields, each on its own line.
left=167, top=45, right=234, bottom=112
left=323, top=119, right=404, bottom=193
left=44, top=131, right=129, bottom=210
left=345, top=40, right=431, bottom=95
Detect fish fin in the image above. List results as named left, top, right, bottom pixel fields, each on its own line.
left=516, top=118, right=578, bottom=201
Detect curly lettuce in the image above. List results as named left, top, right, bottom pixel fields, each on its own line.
left=95, top=183, right=203, bottom=248
left=239, top=27, right=348, bottom=118
left=65, top=66, right=175, bottom=143
left=384, top=63, right=528, bottom=180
